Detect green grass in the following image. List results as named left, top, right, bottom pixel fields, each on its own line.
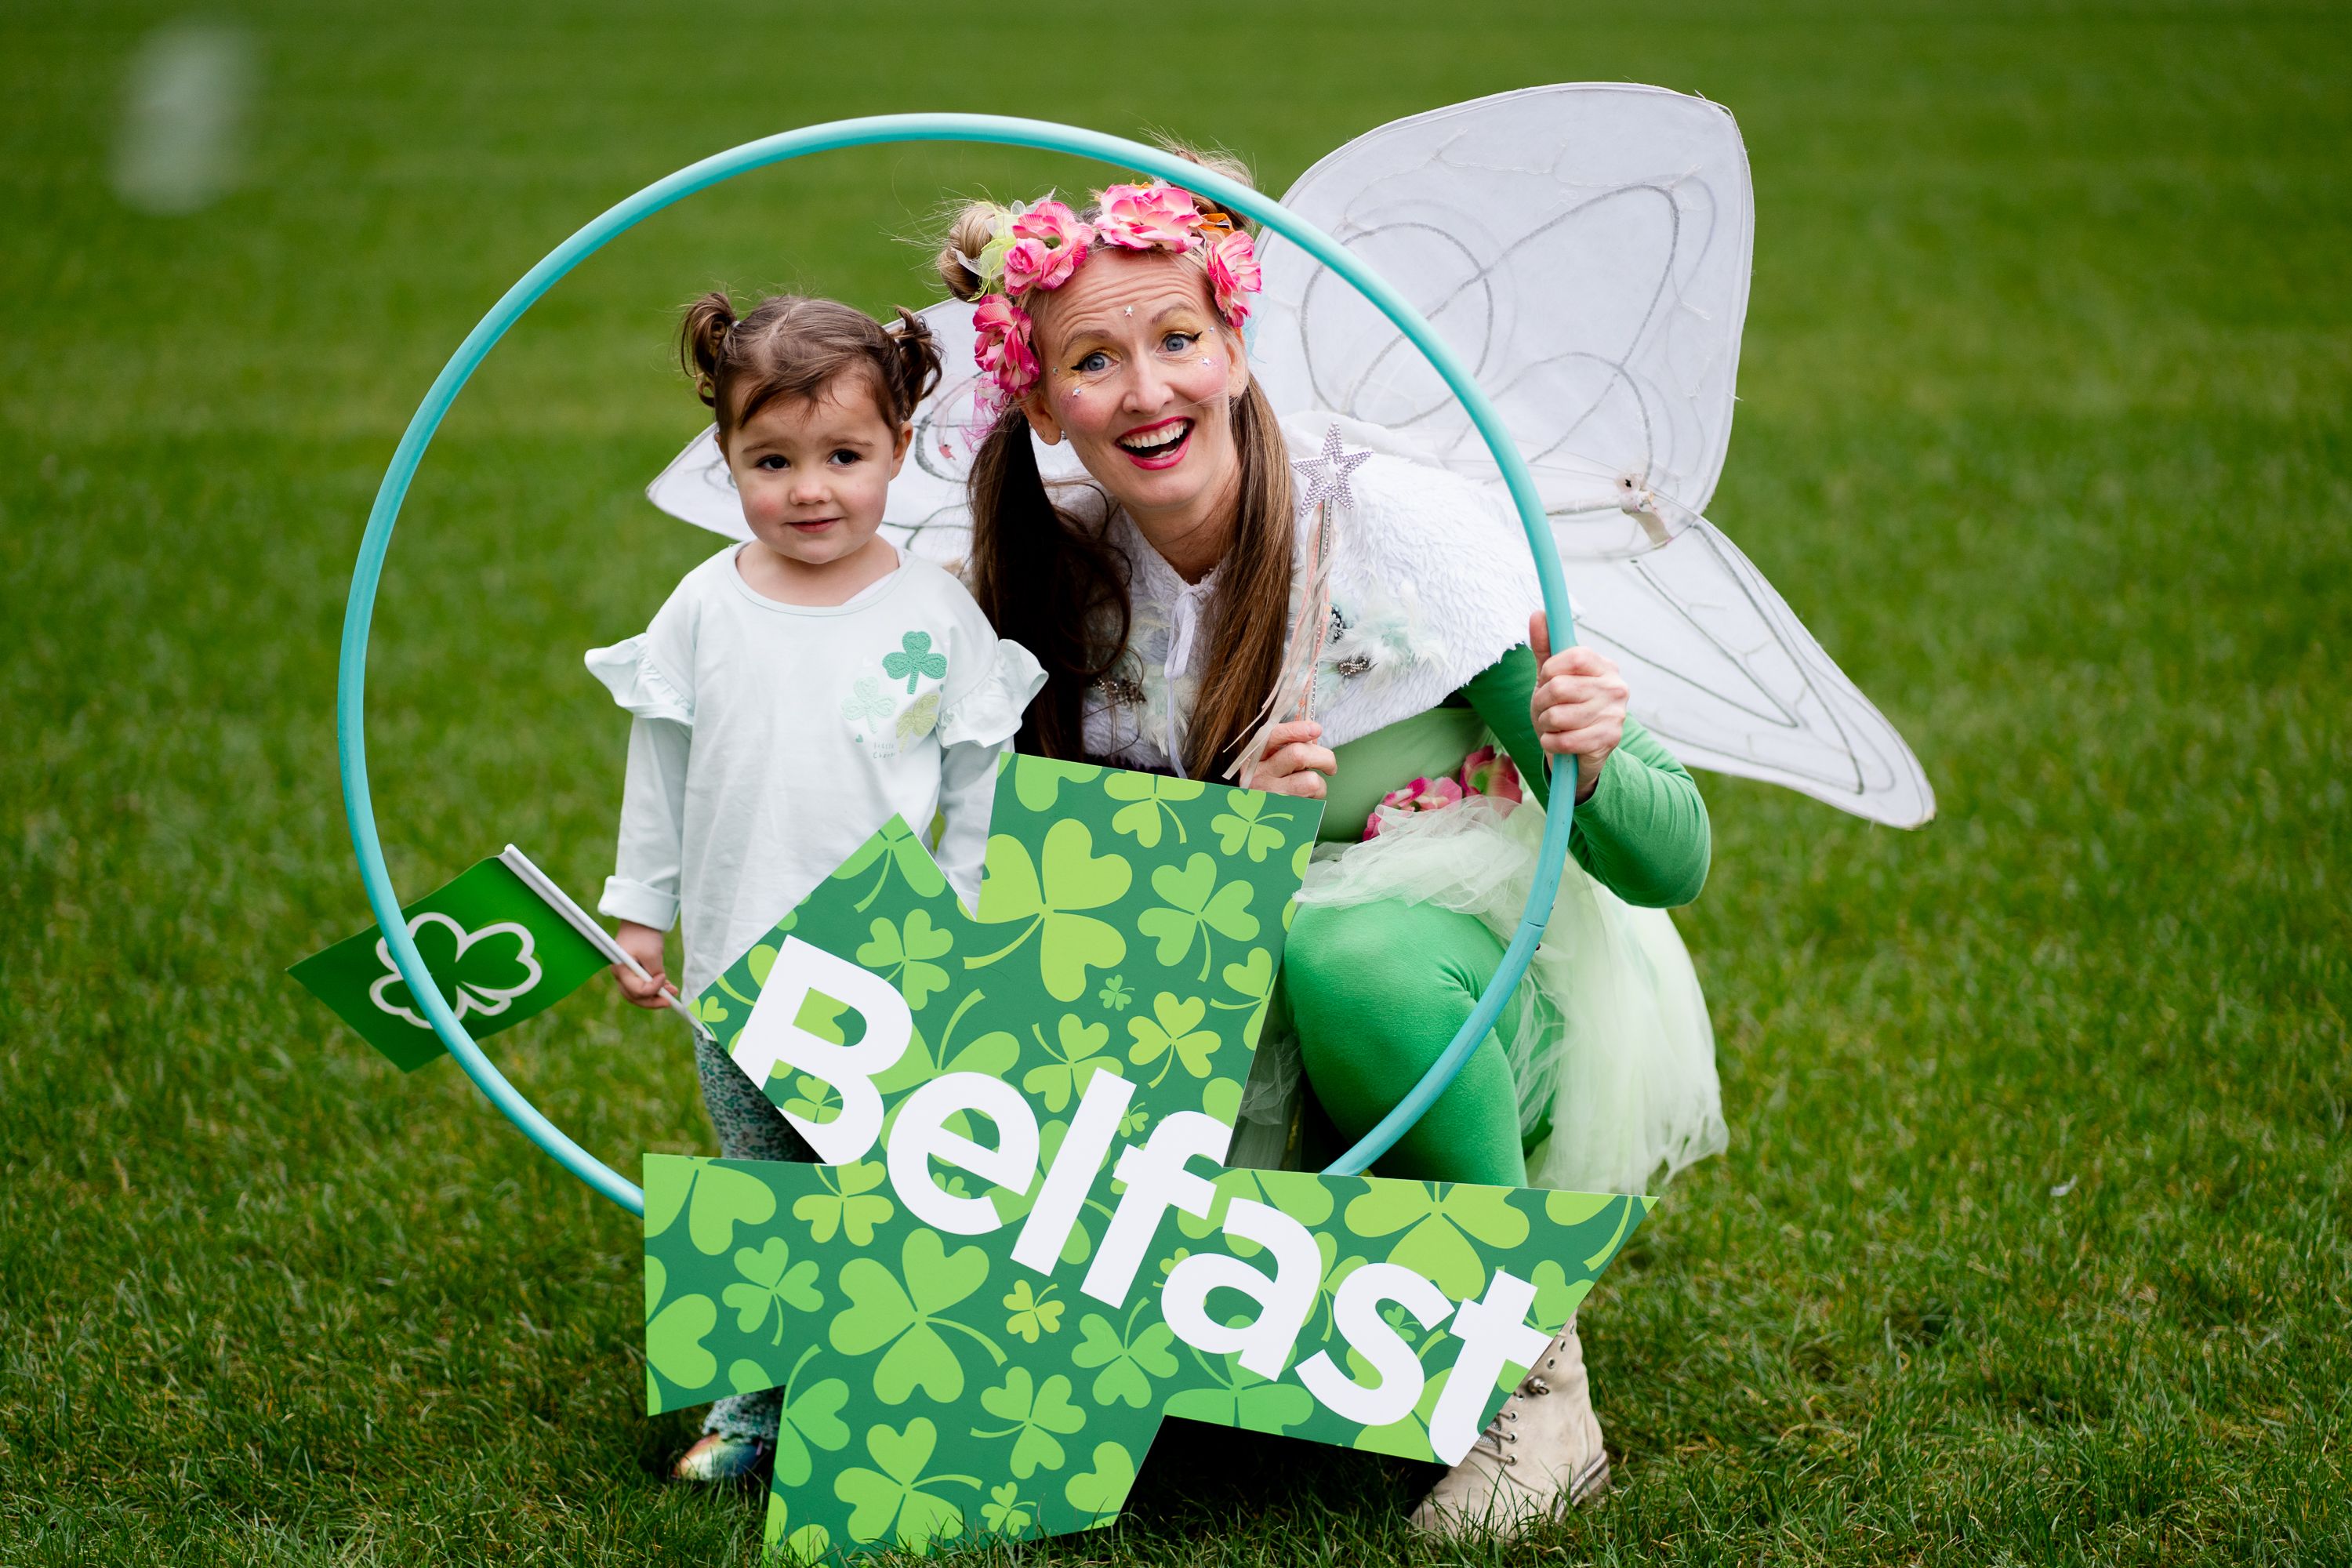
left=4, top=0, right=2348, bottom=1563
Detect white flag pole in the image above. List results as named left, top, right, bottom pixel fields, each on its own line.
left=499, top=845, right=713, bottom=1042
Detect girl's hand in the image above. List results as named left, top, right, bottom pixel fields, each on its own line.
left=613, top=920, right=677, bottom=1010
left=1530, top=611, right=1628, bottom=803
left=1241, top=717, right=1337, bottom=800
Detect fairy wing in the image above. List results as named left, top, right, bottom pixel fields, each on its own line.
left=642, top=298, right=1087, bottom=571
left=1252, top=82, right=1934, bottom=826
left=1564, top=503, right=1936, bottom=827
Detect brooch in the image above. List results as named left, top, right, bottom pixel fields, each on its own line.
left=1094, top=673, right=1146, bottom=707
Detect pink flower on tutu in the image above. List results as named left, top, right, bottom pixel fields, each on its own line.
left=1203, top=229, right=1261, bottom=329
left=1004, top=200, right=1091, bottom=293
left=1458, top=745, right=1523, bottom=811
left=972, top=294, right=1040, bottom=401
left=1363, top=775, right=1466, bottom=839
left=1094, top=182, right=1203, bottom=250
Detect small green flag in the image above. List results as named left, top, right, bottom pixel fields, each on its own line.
left=290, top=851, right=612, bottom=1071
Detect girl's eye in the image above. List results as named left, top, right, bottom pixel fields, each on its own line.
left=755, top=454, right=786, bottom=470
left=1075, top=350, right=1111, bottom=375
left=829, top=449, right=860, bottom=466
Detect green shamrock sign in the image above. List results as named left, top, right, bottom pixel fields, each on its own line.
left=648, top=757, right=1649, bottom=1562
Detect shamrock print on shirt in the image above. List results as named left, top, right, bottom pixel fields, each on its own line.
left=884, top=631, right=948, bottom=694
left=845, top=630, right=951, bottom=759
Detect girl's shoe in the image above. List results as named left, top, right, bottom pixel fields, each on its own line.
left=1406, top=1316, right=1609, bottom=1537
left=672, top=1432, right=775, bottom=1485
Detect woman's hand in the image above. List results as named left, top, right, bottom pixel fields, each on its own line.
left=1530, top=612, right=1628, bottom=803
left=1240, top=717, right=1337, bottom=800
left=612, top=920, right=677, bottom=1010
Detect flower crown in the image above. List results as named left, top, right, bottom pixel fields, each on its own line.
left=959, top=180, right=1262, bottom=410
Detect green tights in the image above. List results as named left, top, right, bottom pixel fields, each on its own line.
left=1283, top=897, right=1529, bottom=1187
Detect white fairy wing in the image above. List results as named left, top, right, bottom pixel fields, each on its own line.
left=643, top=425, right=751, bottom=543
left=641, top=298, right=1087, bottom=572
left=1254, top=82, right=1933, bottom=826
left=1253, top=82, right=1752, bottom=517
left=1570, top=507, right=1935, bottom=826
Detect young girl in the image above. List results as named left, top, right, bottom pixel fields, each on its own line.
left=586, top=293, right=1045, bottom=1482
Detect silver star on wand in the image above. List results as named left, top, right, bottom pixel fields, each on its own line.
left=1290, top=424, right=1372, bottom=517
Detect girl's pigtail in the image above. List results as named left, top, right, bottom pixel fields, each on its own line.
left=679, top=291, right=736, bottom=408
left=886, top=307, right=944, bottom=421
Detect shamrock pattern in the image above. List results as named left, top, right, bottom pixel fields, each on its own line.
left=1138, top=854, right=1261, bottom=983
left=1103, top=772, right=1207, bottom=848
left=651, top=762, right=1652, bottom=1563
left=834, top=1418, right=968, bottom=1551
left=1209, top=787, right=1297, bottom=862
left=963, top=819, right=1131, bottom=1002
left=829, top=1229, right=1004, bottom=1405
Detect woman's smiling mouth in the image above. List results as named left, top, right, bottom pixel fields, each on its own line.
left=1116, top=417, right=1193, bottom=469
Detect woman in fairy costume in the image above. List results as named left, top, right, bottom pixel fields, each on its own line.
left=932, top=150, right=1726, bottom=1535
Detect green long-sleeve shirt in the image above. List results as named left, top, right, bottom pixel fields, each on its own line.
left=1321, top=645, right=1711, bottom=908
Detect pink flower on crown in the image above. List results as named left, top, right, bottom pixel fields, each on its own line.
left=1204, top=228, right=1261, bottom=329
left=1004, top=200, right=1092, bottom=294
left=1094, top=182, right=1203, bottom=251
left=972, top=294, right=1040, bottom=401
left=1001, top=238, right=1054, bottom=295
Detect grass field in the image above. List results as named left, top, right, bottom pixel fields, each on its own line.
left=4, top=1, right=2349, bottom=1563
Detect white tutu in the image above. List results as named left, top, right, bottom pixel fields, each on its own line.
left=1288, top=797, right=1726, bottom=1196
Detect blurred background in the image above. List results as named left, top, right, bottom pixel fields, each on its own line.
left=3, top=1, right=2345, bottom=1562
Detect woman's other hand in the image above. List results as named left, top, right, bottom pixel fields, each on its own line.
left=613, top=920, right=677, bottom=1009
left=1241, top=717, right=1336, bottom=799
left=1529, top=612, right=1628, bottom=803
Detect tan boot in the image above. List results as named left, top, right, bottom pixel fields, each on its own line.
left=1407, top=1316, right=1609, bottom=1538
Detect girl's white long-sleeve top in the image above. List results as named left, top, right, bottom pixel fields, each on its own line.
left=586, top=545, right=1044, bottom=999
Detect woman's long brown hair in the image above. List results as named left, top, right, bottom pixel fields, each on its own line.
left=964, top=373, right=1295, bottom=779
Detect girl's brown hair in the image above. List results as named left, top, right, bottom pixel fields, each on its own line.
left=936, top=145, right=1294, bottom=779
left=680, top=293, right=942, bottom=449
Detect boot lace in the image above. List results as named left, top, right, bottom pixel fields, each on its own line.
left=1466, top=1371, right=1552, bottom=1464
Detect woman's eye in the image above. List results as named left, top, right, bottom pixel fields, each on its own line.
left=1161, top=332, right=1196, bottom=354
left=1075, top=350, right=1111, bottom=374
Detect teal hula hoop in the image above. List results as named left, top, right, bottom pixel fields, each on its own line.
left=338, top=114, right=1578, bottom=1216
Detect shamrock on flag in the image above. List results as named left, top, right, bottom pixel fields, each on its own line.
left=291, top=847, right=651, bottom=1070
left=365, top=911, right=544, bottom=1028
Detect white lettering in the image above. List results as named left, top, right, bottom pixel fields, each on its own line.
left=1010, top=1069, right=1134, bottom=1273
left=1161, top=1197, right=1322, bottom=1377
left=729, top=936, right=911, bottom=1166
left=1428, top=1268, right=1552, bottom=1465
left=1079, top=1111, right=1230, bottom=1308
left=887, top=1072, right=1039, bottom=1235
left=1296, top=1263, right=1452, bottom=1427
